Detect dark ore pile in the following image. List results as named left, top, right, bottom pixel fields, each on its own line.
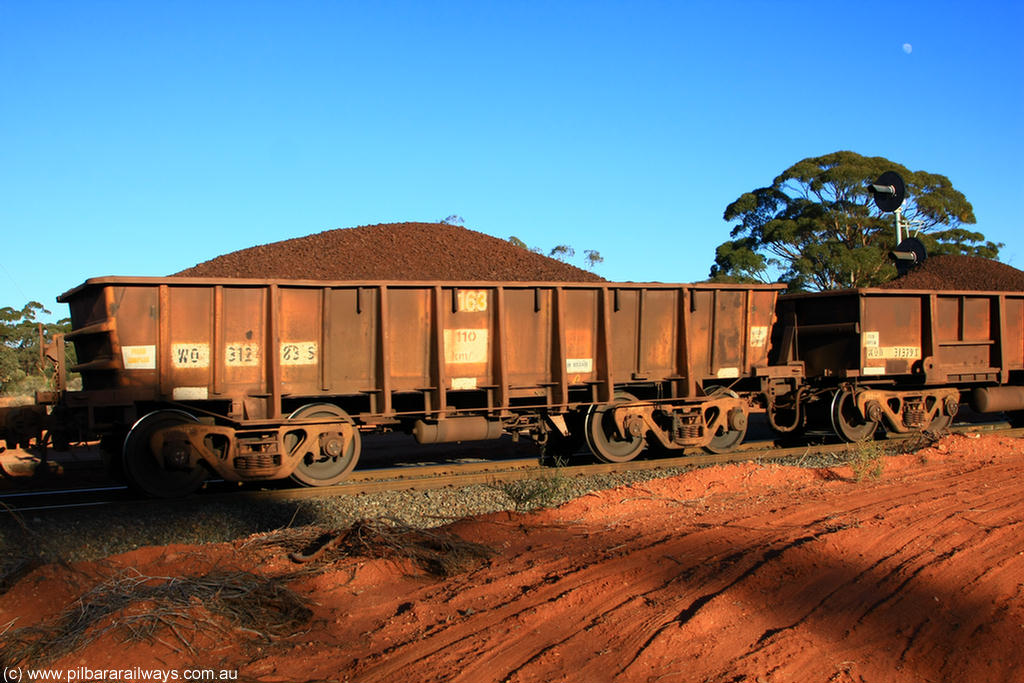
left=174, top=222, right=604, bottom=282
left=881, top=254, right=1024, bottom=291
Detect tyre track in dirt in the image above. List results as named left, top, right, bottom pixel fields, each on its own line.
left=341, top=529, right=689, bottom=680
left=615, top=456, right=1024, bottom=683
left=322, top=441, right=1024, bottom=683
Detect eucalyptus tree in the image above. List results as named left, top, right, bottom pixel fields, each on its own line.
left=709, top=151, right=999, bottom=290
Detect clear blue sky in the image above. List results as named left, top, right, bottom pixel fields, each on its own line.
left=2, top=1, right=1022, bottom=320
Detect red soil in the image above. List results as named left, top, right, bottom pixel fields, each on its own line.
left=174, top=222, right=604, bottom=282
left=3, top=433, right=1023, bottom=682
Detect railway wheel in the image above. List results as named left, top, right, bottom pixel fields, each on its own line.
left=926, top=412, right=953, bottom=432
left=585, top=392, right=646, bottom=463
left=704, top=388, right=748, bottom=454
left=286, top=403, right=361, bottom=487
left=122, top=410, right=207, bottom=498
left=830, top=389, right=878, bottom=442
left=926, top=396, right=958, bottom=432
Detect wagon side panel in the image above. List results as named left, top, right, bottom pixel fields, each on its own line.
left=325, top=286, right=377, bottom=394
left=636, top=288, right=678, bottom=382
left=503, top=288, right=553, bottom=390
left=164, top=286, right=215, bottom=401
left=441, top=286, right=495, bottom=392
left=218, top=286, right=266, bottom=398
left=860, top=294, right=923, bottom=377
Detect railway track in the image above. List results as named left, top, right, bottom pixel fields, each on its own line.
left=3, top=421, right=1020, bottom=515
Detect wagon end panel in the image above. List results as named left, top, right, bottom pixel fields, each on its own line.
left=64, top=282, right=160, bottom=393
left=783, top=292, right=861, bottom=379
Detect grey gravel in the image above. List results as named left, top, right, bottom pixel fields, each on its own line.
left=0, top=442, right=862, bottom=587
left=0, top=466, right=690, bottom=570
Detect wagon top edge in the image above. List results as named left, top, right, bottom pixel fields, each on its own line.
left=57, top=276, right=787, bottom=302
left=780, top=286, right=1024, bottom=300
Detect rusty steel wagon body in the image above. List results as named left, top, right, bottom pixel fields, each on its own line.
left=55, top=276, right=794, bottom=496
left=773, top=288, right=1024, bottom=440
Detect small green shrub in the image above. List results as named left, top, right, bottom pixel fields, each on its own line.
left=493, top=473, right=570, bottom=511
left=848, top=442, right=884, bottom=482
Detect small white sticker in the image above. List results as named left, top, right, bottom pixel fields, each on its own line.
left=172, top=343, right=210, bottom=368
left=281, top=341, right=317, bottom=365
left=444, top=328, right=489, bottom=364
left=749, top=326, right=769, bottom=348
left=566, top=358, right=594, bottom=373
left=451, top=377, right=478, bottom=390
left=864, top=331, right=880, bottom=348
left=122, top=345, right=156, bottom=370
left=716, top=367, right=740, bottom=379
left=862, top=366, right=887, bottom=376
left=172, top=386, right=209, bottom=400
left=226, top=343, right=260, bottom=367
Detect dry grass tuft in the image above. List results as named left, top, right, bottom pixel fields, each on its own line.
left=0, top=501, right=74, bottom=597
left=1, top=567, right=311, bottom=668
left=290, top=517, right=495, bottom=576
left=491, top=474, right=570, bottom=512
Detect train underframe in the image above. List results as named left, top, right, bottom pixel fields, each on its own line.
left=109, top=384, right=759, bottom=497
left=5, top=374, right=1023, bottom=498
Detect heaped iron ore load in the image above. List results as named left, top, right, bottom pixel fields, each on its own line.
left=879, top=254, right=1024, bottom=292
left=174, top=222, right=605, bottom=282
left=57, top=277, right=793, bottom=496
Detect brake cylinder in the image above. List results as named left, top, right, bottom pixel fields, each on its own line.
left=971, top=386, right=1024, bottom=413
left=413, top=417, right=503, bottom=444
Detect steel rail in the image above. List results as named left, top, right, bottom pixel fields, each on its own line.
left=235, top=423, right=1024, bottom=504
left=4, top=422, right=1021, bottom=514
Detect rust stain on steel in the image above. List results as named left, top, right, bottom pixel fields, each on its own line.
left=778, top=289, right=1024, bottom=385
left=59, top=279, right=785, bottom=422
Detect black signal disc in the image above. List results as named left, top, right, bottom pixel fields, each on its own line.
left=871, top=171, right=906, bottom=212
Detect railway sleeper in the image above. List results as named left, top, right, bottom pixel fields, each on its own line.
left=855, top=387, right=960, bottom=434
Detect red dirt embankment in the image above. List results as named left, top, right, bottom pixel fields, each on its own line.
left=3, top=433, right=1022, bottom=682
left=175, top=222, right=604, bottom=282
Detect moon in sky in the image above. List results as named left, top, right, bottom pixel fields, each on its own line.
left=902, top=43, right=913, bottom=54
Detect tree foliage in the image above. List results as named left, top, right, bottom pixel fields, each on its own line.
left=709, top=151, right=1001, bottom=290
left=0, top=302, right=72, bottom=395
left=508, top=237, right=604, bottom=270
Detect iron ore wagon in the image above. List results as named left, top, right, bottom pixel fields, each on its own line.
left=773, top=287, right=1024, bottom=439
left=56, top=277, right=797, bottom=497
